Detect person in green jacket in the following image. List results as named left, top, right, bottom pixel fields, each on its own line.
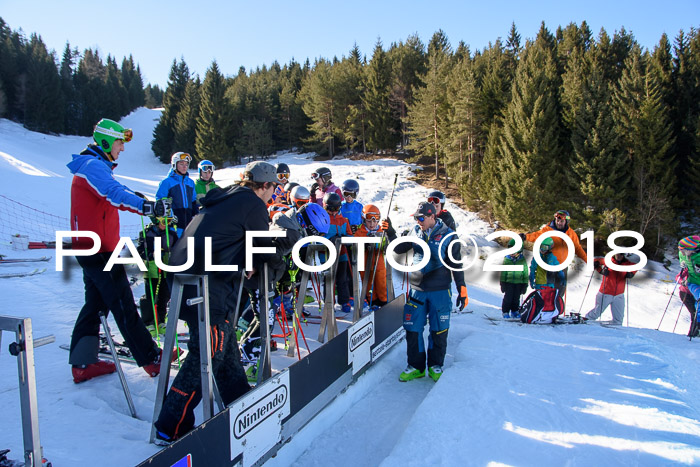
left=137, top=215, right=178, bottom=336
left=500, top=238, right=528, bottom=318
left=195, top=160, right=219, bottom=201
left=678, top=235, right=700, bottom=337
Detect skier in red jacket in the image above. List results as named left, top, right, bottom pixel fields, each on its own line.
left=584, top=253, right=636, bottom=325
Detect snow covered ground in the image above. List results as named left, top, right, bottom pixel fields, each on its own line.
left=1, top=108, right=699, bottom=466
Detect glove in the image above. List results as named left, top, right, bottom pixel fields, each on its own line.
left=600, top=266, right=609, bottom=276
left=677, top=267, right=689, bottom=285
left=500, top=282, right=505, bottom=293
left=310, top=183, right=319, bottom=195
left=400, top=229, right=410, bottom=237
left=625, top=271, right=634, bottom=279
left=519, top=233, right=527, bottom=243
left=143, top=198, right=172, bottom=218
left=350, top=224, right=358, bottom=234
left=381, top=218, right=396, bottom=238
left=455, top=285, right=468, bottom=311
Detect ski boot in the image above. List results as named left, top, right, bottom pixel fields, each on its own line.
left=428, top=365, right=443, bottom=382
left=399, top=365, right=425, bottom=382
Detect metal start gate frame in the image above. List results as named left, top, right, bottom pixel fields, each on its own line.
left=0, top=315, right=54, bottom=467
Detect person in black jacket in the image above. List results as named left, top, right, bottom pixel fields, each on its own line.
left=154, top=161, right=282, bottom=444
left=393, top=202, right=467, bottom=383
left=427, top=190, right=456, bottom=232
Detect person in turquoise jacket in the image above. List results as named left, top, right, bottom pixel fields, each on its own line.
left=529, top=237, right=565, bottom=290
left=156, top=152, right=198, bottom=237
left=500, top=238, right=528, bottom=318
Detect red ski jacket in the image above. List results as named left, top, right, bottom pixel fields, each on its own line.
left=594, top=256, right=635, bottom=296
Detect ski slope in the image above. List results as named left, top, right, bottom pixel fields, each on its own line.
left=1, top=108, right=699, bottom=466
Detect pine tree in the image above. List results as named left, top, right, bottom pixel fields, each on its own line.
left=174, top=77, right=200, bottom=157
left=152, top=59, right=189, bottom=162
left=24, top=34, right=64, bottom=133
left=195, top=61, right=234, bottom=165
left=562, top=44, right=629, bottom=235
left=144, top=84, right=163, bottom=108
left=492, top=35, right=566, bottom=229
left=613, top=46, right=676, bottom=245
left=446, top=55, right=480, bottom=195
left=406, top=30, right=452, bottom=182
left=298, top=58, right=337, bottom=156
left=387, top=34, right=426, bottom=151
left=74, top=48, right=107, bottom=135
left=363, top=39, right=395, bottom=153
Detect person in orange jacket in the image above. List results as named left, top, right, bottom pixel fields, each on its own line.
left=520, top=209, right=588, bottom=301
left=353, top=204, right=398, bottom=309
left=584, top=253, right=636, bottom=325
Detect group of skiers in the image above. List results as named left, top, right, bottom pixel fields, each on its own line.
left=67, top=117, right=700, bottom=446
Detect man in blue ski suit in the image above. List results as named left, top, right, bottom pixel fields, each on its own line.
left=393, top=202, right=468, bottom=382
left=156, top=152, right=198, bottom=237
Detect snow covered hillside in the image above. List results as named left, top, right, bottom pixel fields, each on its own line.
left=1, top=108, right=699, bottom=466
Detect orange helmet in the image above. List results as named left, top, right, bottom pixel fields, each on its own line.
left=362, top=204, right=381, bottom=221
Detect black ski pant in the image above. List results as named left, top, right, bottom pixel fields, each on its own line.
left=501, top=282, right=525, bottom=314
left=680, top=290, right=698, bottom=336
left=140, top=274, right=169, bottom=326
left=154, top=318, right=251, bottom=439
left=70, top=253, right=159, bottom=367
left=555, top=269, right=568, bottom=311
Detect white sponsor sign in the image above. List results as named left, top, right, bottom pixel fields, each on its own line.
left=230, top=371, right=291, bottom=466
left=348, top=314, right=375, bottom=375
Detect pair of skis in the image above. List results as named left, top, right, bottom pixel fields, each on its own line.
left=0, top=255, right=50, bottom=278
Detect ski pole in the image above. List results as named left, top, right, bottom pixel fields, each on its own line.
left=672, top=300, right=684, bottom=333
left=577, top=272, right=594, bottom=316
left=656, top=280, right=679, bottom=330
left=625, top=278, right=629, bottom=327
left=368, top=174, right=398, bottom=307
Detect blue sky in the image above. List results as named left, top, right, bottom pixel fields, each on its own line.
left=2, top=1, right=698, bottom=88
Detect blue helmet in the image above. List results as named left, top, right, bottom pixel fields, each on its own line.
left=296, top=202, right=330, bottom=236
left=341, top=179, right=360, bottom=195
left=198, top=160, right=214, bottom=176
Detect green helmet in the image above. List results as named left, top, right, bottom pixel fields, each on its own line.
left=507, top=238, right=523, bottom=252
left=93, top=118, right=132, bottom=154
left=540, top=237, right=554, bottom=252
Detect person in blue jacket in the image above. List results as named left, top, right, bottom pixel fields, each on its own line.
left=156, top=152, right=198, bottom=237
left=340, top=179, right=364, bottom=233
left=392, top=202, right=468, bottom=383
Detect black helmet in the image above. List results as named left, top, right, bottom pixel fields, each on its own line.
left=312, top=167, right=332, bottom=183
left=323, top=192, right=342, bottom=210
left=428, top=190, right=446, bottom=205
left=341, top=179, right=360, bottom=195
left=276, top=163, right=290, bottom=174
left=284, top=182, right=299, bottom=192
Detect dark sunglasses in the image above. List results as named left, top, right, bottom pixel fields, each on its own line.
left=414, top=216, right=426, bottom=222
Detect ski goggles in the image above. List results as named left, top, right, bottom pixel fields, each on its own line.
left=554, top=211, right=570, bottom=220
left=174, top=153, right=191, bottom=163
left=200, top=165, right=214, bottom=173
left=276, top=173, right=289, bottom=181
left=325, top=205, right=340, bottom=212
left=96, top=127, right=133, bottom=142
left=364, top=213, right=380, bottom=221
left=294, top=200, right=308, bottom=208
left=311, top=172, right=327, bottom=180
left=427, top=196, right=442, bottom=204
left=343, top=191, right=357, bottom=198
